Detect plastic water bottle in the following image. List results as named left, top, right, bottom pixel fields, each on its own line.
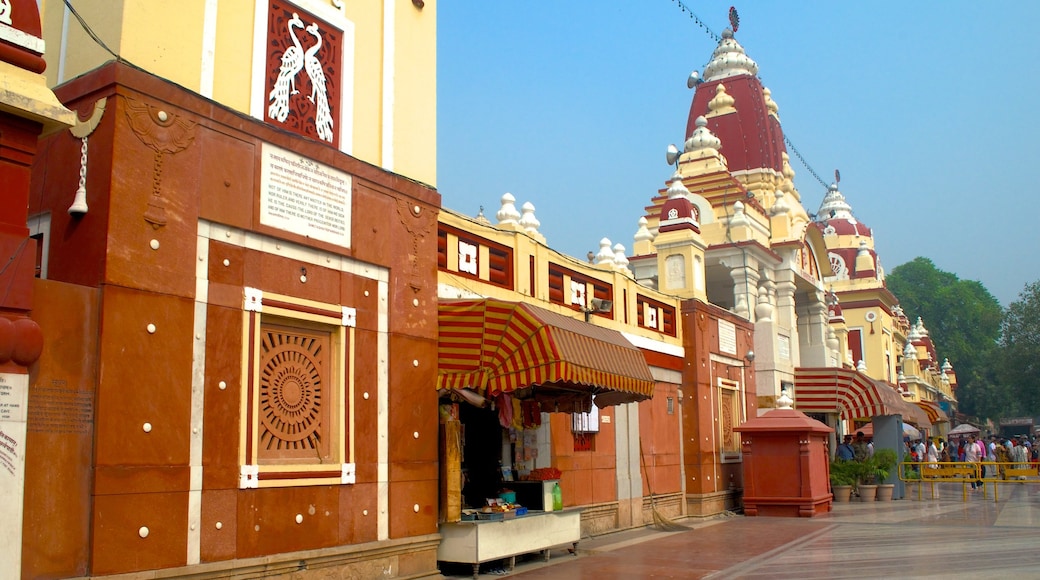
left=552, top=482, right=563, bottom=511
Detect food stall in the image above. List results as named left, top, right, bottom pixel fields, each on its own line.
left=436, top=300, right=656, bottom=576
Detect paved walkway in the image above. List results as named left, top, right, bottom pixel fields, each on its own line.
left=441, top=482, right=1040, bottom=579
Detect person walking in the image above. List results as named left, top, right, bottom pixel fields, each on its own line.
left=965, top=435, right=982, bottom=490
left=852, top=432, right=870, bottom=463
left=837, top=435, right=855, bottom=461
left=926, top=438, right=940, bottom=469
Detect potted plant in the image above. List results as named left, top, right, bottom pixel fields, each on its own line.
left=829, top=459, right=857, bottom=502
left=869, top=448, right=898, bottom=501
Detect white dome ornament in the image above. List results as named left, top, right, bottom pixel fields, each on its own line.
left=634, top=216, right=653, bottom=244
left=685, top=116, right=723, bottom=153
left=496, top=193, right=521, bottom=225
left=776, top=388, right=794, bottom=409
left=518, top=201, right=546, bottom=243
left=612, top=243, right=630, bottom=273
left=595, top=238, right=615, bottom=267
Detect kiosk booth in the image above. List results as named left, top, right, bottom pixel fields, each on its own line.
left=435, top=299, right=656, bottom=577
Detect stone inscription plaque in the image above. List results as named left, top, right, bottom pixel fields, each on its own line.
left=259, top=142, right=352, bottom=248
left=27, top=379, right=93, bottom=434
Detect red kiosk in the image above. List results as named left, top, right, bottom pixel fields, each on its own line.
left=734, top=391, right=833, bottom=517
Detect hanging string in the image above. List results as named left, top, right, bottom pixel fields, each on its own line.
left=670, top=0, right=720, bottom=42
left=667, top=1, right=831, bottom=190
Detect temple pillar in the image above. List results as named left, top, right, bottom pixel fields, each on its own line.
left=796, top=292, right=830, bottom=367
left=0, top=3, right=76, bottom=575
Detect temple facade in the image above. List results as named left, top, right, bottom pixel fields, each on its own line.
left=14, top=3, right=960, bottom=578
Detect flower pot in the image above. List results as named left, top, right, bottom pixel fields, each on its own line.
left=858, top=484, right=878, bottom=502
left=832, top=484, right=853, bottom=503
left=876, top=483, right=895, bottom=501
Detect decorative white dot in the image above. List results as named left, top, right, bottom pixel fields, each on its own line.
left=362, top=509, right=368, bottom=516
left=190, top=524, right=196, bottom=531
left=413, top=504, right=420, bottom=513
left=149, top=239, right=159, bottom=250
left=143, top=422, right=152, bottom=433
left=225, top=231, right=232, bottom=238
left=413, top=205, right=421, bottom=215
left=413, top=359, right=419, bottom=367
left=192, top=428, right=199, bottom=435
left=363, top=392, right=369, bottom=400
left=199, top=256, right=204, bottom=261
left=147, top=324, right=156, bottom=334
left=215, top=521, right=223, bottom=530
left=254, top=525, right=260, bottom=532
left=364, top=290, right=370, bottom=297
left=139, top=526, right=149, bottom=538
left=413, top=431, right=419, bottom=439
left=157, top=111, right=168, bottom=122
left=300, top=275, right=307, bottom=283
left=412, top=298, right=419, bottom=307
left=223, top=259, right=230, bottom=267
left=218, top=381, right=227, bottom=390
left=295, top=514, right=303, bottom=524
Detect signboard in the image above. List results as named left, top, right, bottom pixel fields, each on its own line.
left=259, top=143, right=351, bottom=248
left=999, top=417, right=1034, bottom=426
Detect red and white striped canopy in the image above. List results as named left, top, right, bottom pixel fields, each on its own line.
left=914, top=400, right=949, bottom=424
left=794, top=367, right=931, bottom=427
left=437, top=299, right=655, bottom=405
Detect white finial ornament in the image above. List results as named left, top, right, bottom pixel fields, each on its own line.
left=496, top=193, right=520, bottom=225
left=776, top=388, right=793, bottom=409
left=685, top=116, right=723, bottom=153
left=666, top=171, right=692, bottom=199
left=595, top=238, right=615, bottom=266
left=613, top=243, right=630, bottom=272
left=634, top=216, right=653, bottom=244
left=518, top=202, right=541, bottom=233
left=730, top=201, right=748, bottom=226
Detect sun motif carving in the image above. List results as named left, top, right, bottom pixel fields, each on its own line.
left=259, top=326, right=328, bottom=456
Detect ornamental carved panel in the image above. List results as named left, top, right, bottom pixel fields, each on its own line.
left=265, top=0, right=342, bottom=146
left=258, top=322, right=331, bottom=462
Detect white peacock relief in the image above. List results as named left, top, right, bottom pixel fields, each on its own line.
left=268, top=12, right=334, bottom=143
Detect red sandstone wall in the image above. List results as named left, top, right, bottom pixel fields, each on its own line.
left=25, top=62, right=441, bottom=576
left=681, top=299, right=757, bottom=496
left=639, top=382, right=682, bottom=495
left=22, top=280, right=98, bottom=579
left=550, top=410, right=618, bottom=507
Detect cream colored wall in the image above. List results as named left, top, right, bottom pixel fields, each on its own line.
left=392, top=1, right=436, bottom=184
left=437, top=212, right=684, bottom=348
left=41, top=0, right=436, bottom=187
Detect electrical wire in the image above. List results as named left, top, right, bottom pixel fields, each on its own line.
left=63, top=0, right=121, bottom=61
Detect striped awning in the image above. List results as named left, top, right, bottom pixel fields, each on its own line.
left=437, top=299, right=655, bottom=406
left=914, top=400, right=949, bottom=424
left=794, top=367, right=931, bottom=428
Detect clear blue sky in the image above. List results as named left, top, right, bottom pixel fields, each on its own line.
left=437, top=2, right=1040, bottom=307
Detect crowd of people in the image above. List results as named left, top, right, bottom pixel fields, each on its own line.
left=835, top=429, right=1040, bottom=492
left=906, top=432, right=1040, bottom=489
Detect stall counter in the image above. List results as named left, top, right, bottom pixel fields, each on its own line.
left=438, top=508, right=581, bottom=578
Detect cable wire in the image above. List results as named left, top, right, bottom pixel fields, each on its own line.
left=63, top=0, right=121, bottom=61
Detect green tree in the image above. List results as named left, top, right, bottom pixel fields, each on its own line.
left=886, top=257, right=1003, bottom=419
left=997, top=281, right=1040, bottom=415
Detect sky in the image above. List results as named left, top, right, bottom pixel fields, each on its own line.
left=436, top=2, right=1040, bottom=307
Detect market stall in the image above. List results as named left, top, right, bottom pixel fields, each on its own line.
left=436, top=299, right=656, bottom=574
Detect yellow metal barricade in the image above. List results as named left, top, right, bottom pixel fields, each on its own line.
left=901, top=461, right=1040, bottom=502
left=982, top=461, right=1040, bottom=502
left=900, top=461, right=981, bottom=501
